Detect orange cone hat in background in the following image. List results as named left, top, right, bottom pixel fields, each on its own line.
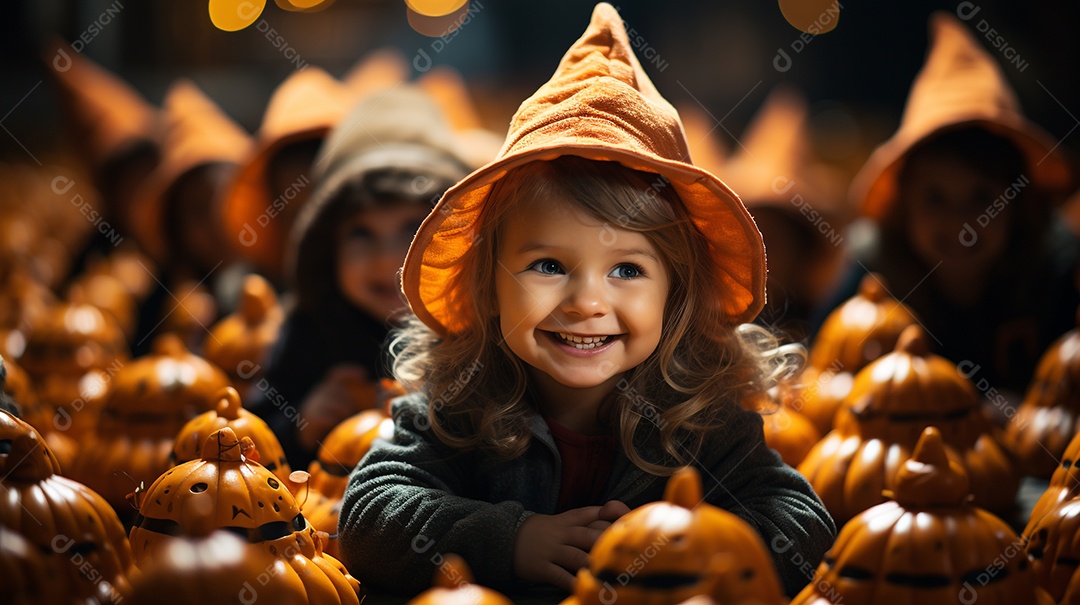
left=43, top=39, right=159, bottom=170
left=342, top=47, right=410, bottom=103
left=402, top=2, right=766, bottom=336
left=417, top=65, right=503, bottom=170
left=850, top=12, right=1074, bottom=221
left=676, top=103, right=728, bottom=179
left=222, top=67, right=351, bottom=276
left=723, top=85, right=847, bottom=222
left=132, top=80, right=252, bottom=263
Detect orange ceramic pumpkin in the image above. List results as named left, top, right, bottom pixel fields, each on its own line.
left=0, top=410, right=134, bottom=602
left=160, top=279, right=218, bottom=351
left=1025, top=496, right=1080, bottom=604
left=171, top=386, right=291, bottom=482
left=793, top=427, right=1046, bottom=605
left=761, top=382, right=822, bottom=466
left=1004, top=309, right=1080, bottom=478
left=307, top=408, right=392, bottom=500
left=798, top=325, right=1017, bottom=525
left=407, top=554, right=513, bottom=605
left=18, top=301, right=128, bottom=460
left=67, top=265, right=138, bottom=341
left=69, top=333, right=231, bottom=513
left=1024, top=430, right=1080, bottom=538
left=565, top=466, right=786, bottom=605
left=202, top=273, right=283, bottom=392
left=799, top=274, right=919, bottom=433
left=125, top=530, right=307, bottom=605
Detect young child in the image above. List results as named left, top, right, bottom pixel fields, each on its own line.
left=817, top=13, right=1078, bottom=395
left=248, top=87, right=472, bottom=471
left=338, top=3, right=835, bottom=599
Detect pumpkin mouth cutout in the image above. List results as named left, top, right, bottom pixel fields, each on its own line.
left=132, top=512, right=307, bottom=543
left=850, top=406, right=972, bottom=423
left=593, top=569, right=702, bottom=589
left=829, top=561, right=1014, bottom=589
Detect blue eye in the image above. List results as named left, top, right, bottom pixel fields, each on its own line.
left=529, top=259, right=563, bottom=275
left=610, top=264, right=643, bottom=279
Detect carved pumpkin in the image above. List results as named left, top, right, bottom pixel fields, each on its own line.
left=0, top=410, right=134, bottom=602
left=171, top=386, right=291, bottom=482
left=307, top=408, right=392, bottom=500
left=1004, top=309, right=1080, bottom=478
left=762, top=382, right=822, bottom=467
left=18, top=301, right=128, bottom=457
left=0, top=354, right=31, bottom=417
left=129, top=427, right=305, bottom=562
left=1024, top=430, right=1080, bottom=538
left=68, top=334, right=231, bottom=514
left=203, top=273, right=283, bottom=392
left=160, top=279, right=218, bottom=352
left=566, top=466, right=786, bottom=605
left=130, top=426, right=361, bottom=604
left=800, top=274, right=919, bottom=433
left=1025, top=496, right=1080, bottom=604
left=793, top=427, right=1045, bottom=605
left=798, top=325, right=1018, bottom=525
left=407, top=554, right=513, bottom=605
left=125, top=530, right=307, bottom=605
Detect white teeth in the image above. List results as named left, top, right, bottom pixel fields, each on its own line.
left=555, top=332, right=612, bottom=349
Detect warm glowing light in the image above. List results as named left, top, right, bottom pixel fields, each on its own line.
left=209, top=0, right=266, bottom=32
left=778, top=0, right=841, bottom=35
left=405, top=0, right=469, bottom=18
left=407, top=2, right=471, bottom=37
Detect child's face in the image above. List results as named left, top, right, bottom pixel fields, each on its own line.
left=900, top=153, right=1013, bottom=275
left=495, top=193, right=670, bottom=390
left=336, top=204, right=429, bottom=321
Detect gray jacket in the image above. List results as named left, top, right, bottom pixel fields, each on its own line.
left=338, top=392, right=836, bottom=599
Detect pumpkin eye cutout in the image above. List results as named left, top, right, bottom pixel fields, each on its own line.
left=267, top=477, right=280, bottom=490
left=190, top=482, right=209, bottom=493
left=0, top=438, right=11, bottom=454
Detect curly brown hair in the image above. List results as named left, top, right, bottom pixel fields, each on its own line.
left=391, top=156, right=802, bottom=475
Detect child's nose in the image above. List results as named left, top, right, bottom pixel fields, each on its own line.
left=561, top=276, right=611, bottom=317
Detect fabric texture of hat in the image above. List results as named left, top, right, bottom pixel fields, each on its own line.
left=850, top=12, right=1074, bottom=221
left=44, top=39, right=159, bottom=170
left=132, top=79, right=252, bottom=262
left=222, top=67, right=351, bottom=274
left=402, top=2, right=766, bottom=336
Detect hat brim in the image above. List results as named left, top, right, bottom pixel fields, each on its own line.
left=852, top=112, right=1075, bottom=221
left=402, top=137, right=767, bottom=336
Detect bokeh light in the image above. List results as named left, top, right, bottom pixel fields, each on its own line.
left=778, top=0, right=840, bottom=34
left=405, top=0, right=469, bottom=19
left=208, top=0, right=267, bottom=31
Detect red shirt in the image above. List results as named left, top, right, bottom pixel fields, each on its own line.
left=543, top=416, right=617, bottom=512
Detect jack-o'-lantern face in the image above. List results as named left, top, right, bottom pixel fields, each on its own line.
left=794, top=428, right=1039, bottom=605
left=1025, top=497, right=1080, bottom=604
left=171, top=386, right=291, bottom=482
left=202, top=274, right=283, bottom=391
left=1005, top=310, right=1080, bottom=478
left=1026, top=431, right=1080, bottom=538
left=129, top=427, right=308, bottom=563
left=20, top=302, right=128, bottom=378
left=808, top=273, right=918, bottom=374
left=572, top=467, right=785, bottom=605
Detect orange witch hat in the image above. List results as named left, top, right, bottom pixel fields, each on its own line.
left=222, top=67, right=351, bottom=276
left=131, top=80, right=252, bottom=263
left=722, top=86, right=847, bottom=223
left=43, top=39, right=159, bottom=170
left=850, top=12, right=1074, bottom=221
left=402, top=2, right=766, bottom=336
left=416, top=65, right=503, bottom=170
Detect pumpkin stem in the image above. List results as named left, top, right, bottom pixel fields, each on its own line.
left=152, top=333, right=188, bottom=357
left=433, top=553, right=474, bottom=588
left=894, top=324, right=930, bottom=357
left=213, top=386, right=243, bottom=420
left=663, top=466, right=703, bottom=508
left=857, top=273, right=888, bottom=302
left=891, top=426, right=971, bottom=507
left=239, top=274, right=276, bottom=325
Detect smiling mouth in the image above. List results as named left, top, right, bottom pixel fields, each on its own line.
left=552, top=331, right=616, bottom=350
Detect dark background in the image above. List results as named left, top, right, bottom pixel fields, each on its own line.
left=2, top=0, right=1079, bottom=180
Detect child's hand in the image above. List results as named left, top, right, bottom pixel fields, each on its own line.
left=297, top=365, right=372, bottom=451
left=513, top=500, right=631, bottom=592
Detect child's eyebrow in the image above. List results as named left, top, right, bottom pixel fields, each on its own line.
left=515, top=242, right=660, bottom=264
left=611, top=247, right=661, bottom=263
